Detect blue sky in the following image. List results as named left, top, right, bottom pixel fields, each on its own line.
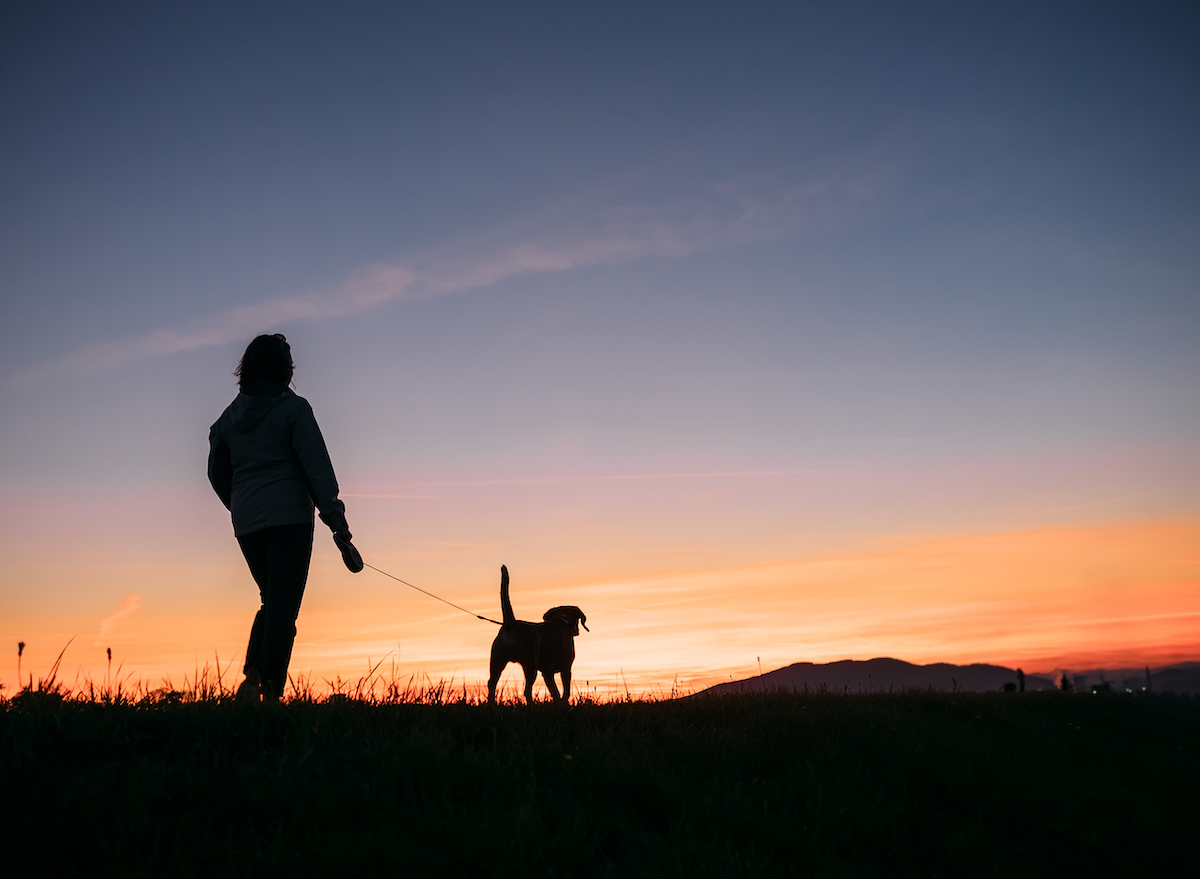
left=2, top=3, right=1198, bottom=689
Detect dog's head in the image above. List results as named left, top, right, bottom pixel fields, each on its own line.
left=543, top=605, right=588, bottom=636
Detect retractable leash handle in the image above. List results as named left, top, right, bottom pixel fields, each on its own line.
left=333, top=532, right=364, bottom=573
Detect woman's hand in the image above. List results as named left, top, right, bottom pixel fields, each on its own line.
left=333, top=530, right=363, bottom=573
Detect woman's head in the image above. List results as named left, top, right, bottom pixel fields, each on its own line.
left=235, top=334, right=294, bottom=389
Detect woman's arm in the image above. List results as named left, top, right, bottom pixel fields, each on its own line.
left=207, top=424, right=233, bottom=510
left=290, top=399, right=350, bottom=534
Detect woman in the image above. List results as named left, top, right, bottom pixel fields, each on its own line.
left=208, top=334, right=351, bottom=701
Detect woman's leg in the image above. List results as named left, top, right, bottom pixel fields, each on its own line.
left=238, top=523, right=314, bottom=700
left=236, top=531, right=271, bottom=700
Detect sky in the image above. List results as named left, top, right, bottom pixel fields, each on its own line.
left=2, top=2, right=1198, bottom=698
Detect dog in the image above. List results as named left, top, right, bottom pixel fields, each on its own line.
left=487, top=565, right=587, bottom=704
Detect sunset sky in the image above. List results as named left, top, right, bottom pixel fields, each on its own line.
left=2, top=3, right=1198, bottom=697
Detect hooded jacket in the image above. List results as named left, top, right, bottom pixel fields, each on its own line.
left=207, top=382, right=349, bottom=537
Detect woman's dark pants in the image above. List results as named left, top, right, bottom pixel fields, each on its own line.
left=237, top=522, right=314, bottom=700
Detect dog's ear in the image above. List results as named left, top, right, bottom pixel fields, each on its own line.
left=543, top=606, right=585, bottom=636
left=578, top=609, right=588, bottom=632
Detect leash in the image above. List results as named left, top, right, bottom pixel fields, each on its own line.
left=334, top=533, right=502, bottom=625
left=363, top=562, right=503, bottom=626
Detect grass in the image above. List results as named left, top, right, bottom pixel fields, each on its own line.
left=2, top=670, right=1198, bottom=878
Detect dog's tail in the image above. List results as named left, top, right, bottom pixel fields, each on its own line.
left=500, top=564, right=515, bottom=625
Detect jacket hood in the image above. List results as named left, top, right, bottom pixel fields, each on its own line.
left=228, top=384, right=292, bottom=432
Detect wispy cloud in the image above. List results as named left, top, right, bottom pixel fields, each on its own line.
left=96, top=592, right=142, bottom=645
left=10, top=265, right=417, bottom=387
left=342, top=469, right=826, bottom=497
left=11, top=168, right=882, bottom=387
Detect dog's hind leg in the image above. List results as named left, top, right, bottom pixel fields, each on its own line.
left=521, top=661, right=538, bottom=704
left=487, top=648, right=507, bottom=705
left=542, top=671, right=562, bottom=702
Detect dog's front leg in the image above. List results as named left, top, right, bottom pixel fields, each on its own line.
left=542, top=670, right=562, bottom=702
left=561, top=667, right=571, bottom=702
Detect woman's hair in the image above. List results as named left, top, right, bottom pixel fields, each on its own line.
left=235, top=334, right=294, bottom=389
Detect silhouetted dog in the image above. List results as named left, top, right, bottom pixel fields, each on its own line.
left=487, top=565, right=587, bottom=704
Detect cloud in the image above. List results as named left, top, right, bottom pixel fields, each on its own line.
left=341, top=469, right=826, bottom=496
left=10, top=169, right=882, bottom=387
left=96, top=593, right=142, bottom=645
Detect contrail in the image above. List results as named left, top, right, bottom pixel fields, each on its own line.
left=96, top=593, right=142, bottom=645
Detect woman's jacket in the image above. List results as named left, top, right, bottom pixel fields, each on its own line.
left=208, top=381, right=349, bottom=537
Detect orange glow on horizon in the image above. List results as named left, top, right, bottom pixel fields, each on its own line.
left=4, top=515, right=1197, bottom=698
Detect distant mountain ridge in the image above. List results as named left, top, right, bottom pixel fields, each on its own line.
left=694, top=658, right=1200, bottom=697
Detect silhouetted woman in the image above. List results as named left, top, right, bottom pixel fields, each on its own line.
left=208, top=334, right=351, bottom=701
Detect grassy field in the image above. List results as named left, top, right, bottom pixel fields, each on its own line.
left=3, top=685, right=1197, bottom=877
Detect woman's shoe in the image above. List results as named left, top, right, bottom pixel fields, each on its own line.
left=235, top=668, right=261, bottom=703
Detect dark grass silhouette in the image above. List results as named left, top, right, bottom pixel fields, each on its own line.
left=3, top=676, right=1198, bottom=877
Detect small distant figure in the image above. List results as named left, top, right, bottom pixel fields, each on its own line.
left=1002, top=682, right=1017, bottom=693
left=1017, top=668, right=1025, bottom=692
left=208, top=334, right=352, bottom=702
left=1060, top=674, right=1073, bottom=692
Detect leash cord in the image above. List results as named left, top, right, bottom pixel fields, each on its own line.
left=363, top=562, right=503, bottom=625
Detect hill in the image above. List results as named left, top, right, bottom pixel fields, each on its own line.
left=695, top=658, right=1200, bottom=697
left=695, top=657, right=1055, bottom=696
